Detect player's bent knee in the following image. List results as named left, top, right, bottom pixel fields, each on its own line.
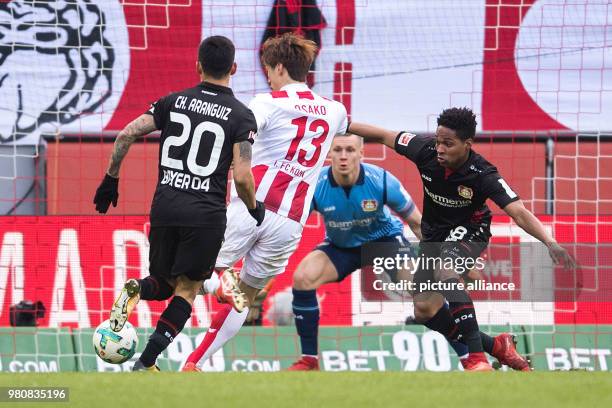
left=413, top=301, right=433, bottom=322
left=292, top=267, right=319, bottom=290
left=293, top=250, right=335, bottom=290
left=413, top=295, right=443, bottom=322
left=174, top=277, right=202, bottom=304
left=174, top=288, right=199, bottom=304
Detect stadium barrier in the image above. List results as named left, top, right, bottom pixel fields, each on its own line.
left=1, top=325, right=610, bottom=373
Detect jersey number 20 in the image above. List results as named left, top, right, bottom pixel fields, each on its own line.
left=161, top=112, right=224, bottom=177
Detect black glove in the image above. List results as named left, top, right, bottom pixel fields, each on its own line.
left=93, top=174, right=119, bottom=214
left=248, top=201, right=265, bottom=226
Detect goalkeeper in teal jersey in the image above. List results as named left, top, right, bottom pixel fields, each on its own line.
left=287, top=134, right=464, bottom=370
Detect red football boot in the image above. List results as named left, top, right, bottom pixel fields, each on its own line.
left=287, top=356, right=319, bottom=371
left=491, top=333, right=531, bottom=371
left=462, top=352, right=494, bottom=371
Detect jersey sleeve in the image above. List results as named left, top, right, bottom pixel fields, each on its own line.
left=385, top=171, right=416, bottom=216
left=394, top=133, right=432, bottom=165
left=144, top=95, right=170, bottom=130
left=232, top=108, right=258, bottom=144
left=248, top=94, right=272, bottom=132
left=481, top=172, right=520, bottom=209
left=336, top=103, right=349, bottom=135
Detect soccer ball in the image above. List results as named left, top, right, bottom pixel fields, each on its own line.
left=93, top=319, right=138, bottom=364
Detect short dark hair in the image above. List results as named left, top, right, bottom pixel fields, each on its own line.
left=437, top=107, right=477, bottom=141
left=261, top=33, right=317, bottom=82
left=198, top=36, right=235, bottom=79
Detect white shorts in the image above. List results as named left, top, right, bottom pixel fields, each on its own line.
left=216, top=198, right=303, bottom=288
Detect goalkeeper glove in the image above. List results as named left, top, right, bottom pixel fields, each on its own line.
left=248, top=201, right=266, bottom=226
left=93, top=174, right=119, bottom=214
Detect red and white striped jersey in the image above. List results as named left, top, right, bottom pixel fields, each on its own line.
left=231, top=83, right=348, bottom=225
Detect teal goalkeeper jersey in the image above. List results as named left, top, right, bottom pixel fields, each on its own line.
left=312, top=163, right=416, bottom=248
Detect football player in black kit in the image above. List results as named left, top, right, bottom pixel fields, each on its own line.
left=349, top=108, right=574, bottom=371
left=93, top=36, right=265, bottom=371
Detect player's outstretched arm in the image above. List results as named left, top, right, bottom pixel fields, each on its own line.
left=348, top=122, right=399, bottom=149
left=503, top=200, right=576, bottom=269
left=232, top=141, right=265, bottom=226
left=93, top=114, right=156, bottom=213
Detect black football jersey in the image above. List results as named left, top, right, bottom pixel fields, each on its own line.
left=394, top=133, right=520, bottom=241
left=145, top=82, right=257, bottom=227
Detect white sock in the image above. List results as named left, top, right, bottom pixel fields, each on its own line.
left=199, top=307, right=249, bottom=364
left=202, top=272, right=221, bottom=294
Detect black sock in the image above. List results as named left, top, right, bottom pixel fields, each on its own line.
left=139, top=276, right=173, bottom=301
left=139, top=296, right=191, bottom=367
left=444, top=279, right=483, bottom=353
left=480, top=332, right=495, bottom=354
left=448, top=301, right=482, bottom=353
left=423, top=305, right=460, bottom=340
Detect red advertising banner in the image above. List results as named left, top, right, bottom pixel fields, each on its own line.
left=0, top=215, right=350, bottom=328
left=0, top=215, right=610, bottom=328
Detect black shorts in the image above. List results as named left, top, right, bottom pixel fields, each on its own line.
left=148, top=226, right=225, bottom=282
left=413, top=223, right=491, bottom=293
left=316, top=235, right=417, bottom=282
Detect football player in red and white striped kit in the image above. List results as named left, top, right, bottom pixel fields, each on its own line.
left=182, top=33, right=349, bottom=371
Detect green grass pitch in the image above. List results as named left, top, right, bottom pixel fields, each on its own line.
left=1, top=372, right=610, bottom=408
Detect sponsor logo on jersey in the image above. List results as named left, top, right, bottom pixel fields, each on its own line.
left=421, top=173, right=432, bottom=182
left=362, top=199, right=378, bottom=212
left=458, top=185, right=474, bottom=199
left=424, top=186, right=471, bottom=208
left=397, top=132, right=416, bottom=146
left=161, top=169, right=211, bottom=191
left=327, top=217, right=376, bottom=229
left=323, top=206, right=336, bottom=212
